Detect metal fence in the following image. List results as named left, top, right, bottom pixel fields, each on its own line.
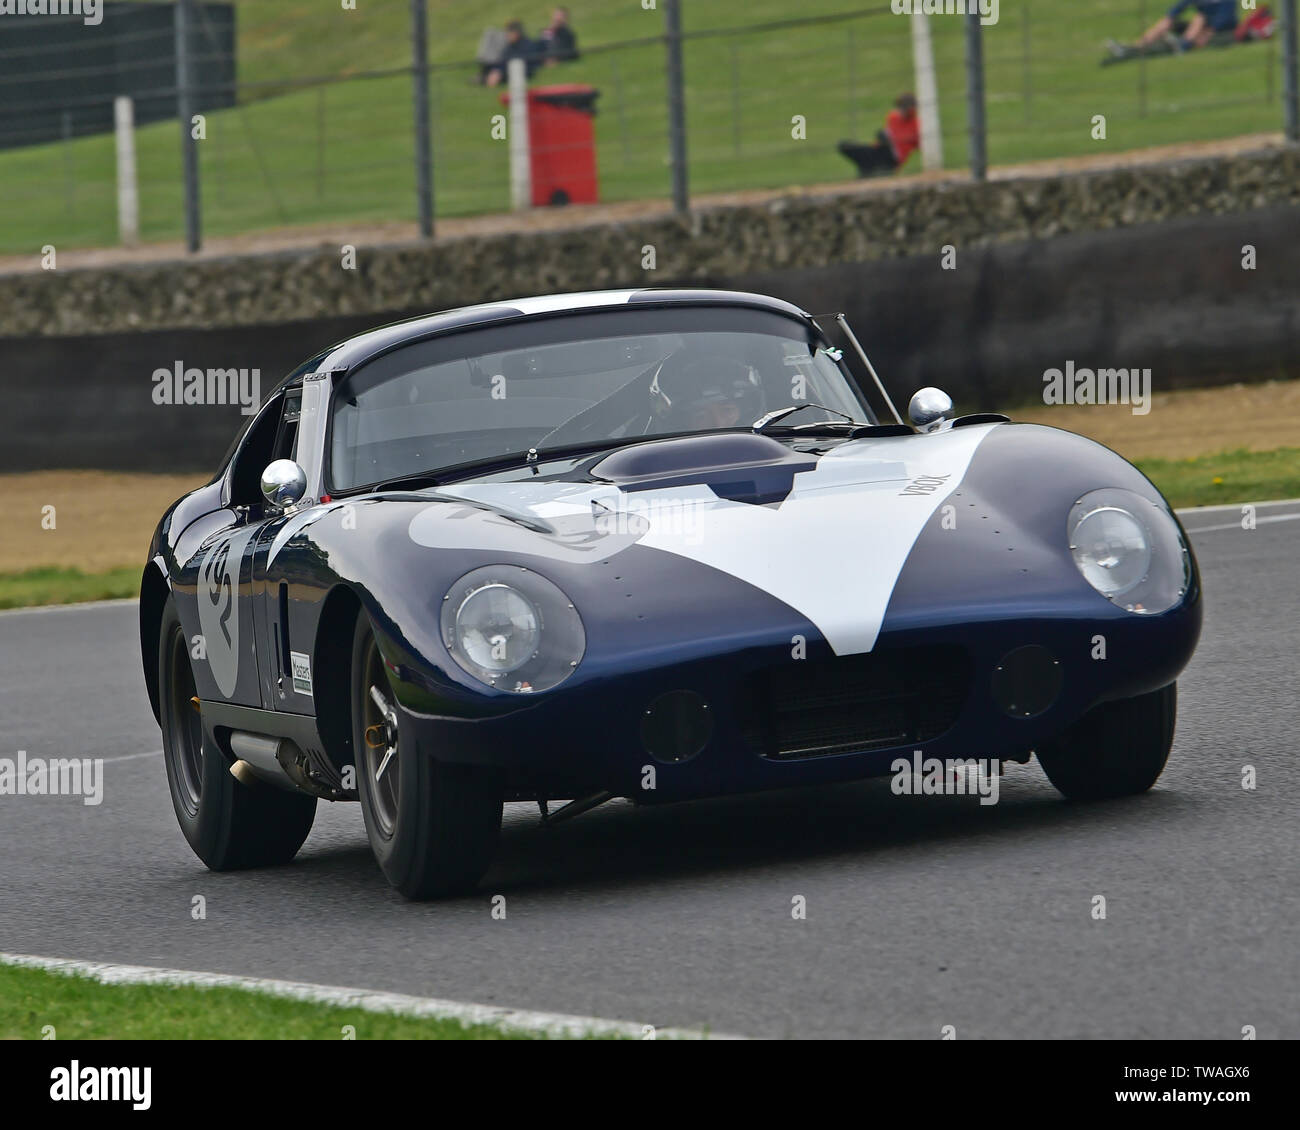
left=0, top=0, right=1296, bottom=255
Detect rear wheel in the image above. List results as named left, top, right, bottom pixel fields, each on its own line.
left=352, top=615, right=502, bottom=899
left=158, top=596, right=317, bottom=869
left=1037, top=683, right=1177, bottom=800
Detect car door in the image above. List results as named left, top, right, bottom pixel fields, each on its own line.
left=175, top=394, right=288, bottom=708
left=186, top=519, right=265, bottom=707
left=247, top=388, right=315, bottom=713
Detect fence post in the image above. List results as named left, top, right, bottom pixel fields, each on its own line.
left=114, top=97, right=139, bottom=247
left=508, top=58, right=532, bottom=210
left=664, top=0, right=689, bottom=215
left=175, top=0, right=201, bottom=253
left=911, top=11, right=944, bottom=171
left=411, top=0, right=434, bottom=238
left=1283, top=0, right=1299, bottom=143
left=964, top=11, right=987, bottom=181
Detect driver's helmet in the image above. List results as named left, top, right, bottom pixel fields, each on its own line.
left=649, top=351, right=764, bottom=431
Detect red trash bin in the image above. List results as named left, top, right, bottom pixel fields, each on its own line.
left=501, top=84, right=599, bottom=206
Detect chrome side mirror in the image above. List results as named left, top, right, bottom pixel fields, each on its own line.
left=261, top=459, right=307, bottom=509
left=908, top=387, right=953, bottom=434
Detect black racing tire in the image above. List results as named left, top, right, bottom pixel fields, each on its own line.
left=1037, top=683, right=1177, bottom=801
left=351, top=614, right=503, bottom=899
left=158, top=596, right=317, bottom=869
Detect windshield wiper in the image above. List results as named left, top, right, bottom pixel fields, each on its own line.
left=752, top=403, right=863, bottom=433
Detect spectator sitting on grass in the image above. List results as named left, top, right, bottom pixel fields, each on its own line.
left=540, top=6, right=580, bottom=65
left=484, top=20, right=542, bottom=87
left=836, top=93, right=920, bottom=180
left=1111, top=0, right=1239, bottom=55
left=476, top=26, right=508, bottom=85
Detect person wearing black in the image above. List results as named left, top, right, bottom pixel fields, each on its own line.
left=541, top=6, right=580, bottom=65
left=485, top=21, right=543, bottom=87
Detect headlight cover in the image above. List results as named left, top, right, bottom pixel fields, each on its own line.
left=1067, top=488, right=1190, bottom=614
left=441, top=566, right=585, bottom=693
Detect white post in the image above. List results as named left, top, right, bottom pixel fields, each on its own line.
left=910, top=11, right=944, bottom=172
left=114, top=95, right=139, bottom=246
left=508, top=58, right=531, bottom=210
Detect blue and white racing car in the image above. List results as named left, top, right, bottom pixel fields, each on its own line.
left=141, top=289, right=1201, bottom=898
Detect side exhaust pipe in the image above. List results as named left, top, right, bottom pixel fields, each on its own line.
left=229, top=759, right=260, bottom=787
left=225, top=731, right=352, bottom=800
left=227, top=732, right=299, bottom=791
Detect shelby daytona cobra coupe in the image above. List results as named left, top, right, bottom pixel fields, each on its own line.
left=141, top=289, right=1201, bottom=898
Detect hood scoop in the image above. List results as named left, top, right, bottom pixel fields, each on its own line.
left=590, top=433, right=818, bottom=505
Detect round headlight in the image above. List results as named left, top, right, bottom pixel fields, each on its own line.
left=1067, top=488, right=1191, bottom=615
left=1070, top=505, right=1151, bottom=597
left=441, top=566, right=585, bottom=693
left=456, top=583, right=540, bottom=674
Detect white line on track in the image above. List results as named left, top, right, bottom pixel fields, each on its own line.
left=1176, top=497, right=1300, bottom=516
left=0, top=952, right=739, bottom=1040
left=101, top=750, right=162, bottom=764
left=1183, top=513, right=1300, bottom=535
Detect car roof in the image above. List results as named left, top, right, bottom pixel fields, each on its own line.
left=295, top=288, right=815, bottom=381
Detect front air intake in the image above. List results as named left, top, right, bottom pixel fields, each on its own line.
left=737, top=646, right=971, bottom=761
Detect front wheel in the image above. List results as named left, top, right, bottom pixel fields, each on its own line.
left=1036, top=683, right=1177, bottom=801
left=158, top=596, right=316, bottom=869
left=352, top=615, right=502, bottom=899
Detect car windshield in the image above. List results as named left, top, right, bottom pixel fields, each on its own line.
left=328, top=305, right=870, bottom=492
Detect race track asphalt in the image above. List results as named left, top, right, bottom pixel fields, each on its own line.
left=1, top=502, right=1297, bottom=1038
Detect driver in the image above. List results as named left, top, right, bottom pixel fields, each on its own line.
left=649, top=351, right=765, bottom=432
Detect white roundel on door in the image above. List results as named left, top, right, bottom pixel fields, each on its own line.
left=198, top=527, right=255, bottom=698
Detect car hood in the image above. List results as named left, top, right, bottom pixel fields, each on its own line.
left=410, top=423, right=1002, bottom=655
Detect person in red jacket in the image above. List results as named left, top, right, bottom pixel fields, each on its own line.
left=837, top=93, right=920, bottom=179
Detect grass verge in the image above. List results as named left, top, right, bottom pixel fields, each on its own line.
left=0, top=567, right=141, bottom=611
left=1133, top=447, right=1300, bottom=509
left=0, top=963, right=543, bottom=1040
